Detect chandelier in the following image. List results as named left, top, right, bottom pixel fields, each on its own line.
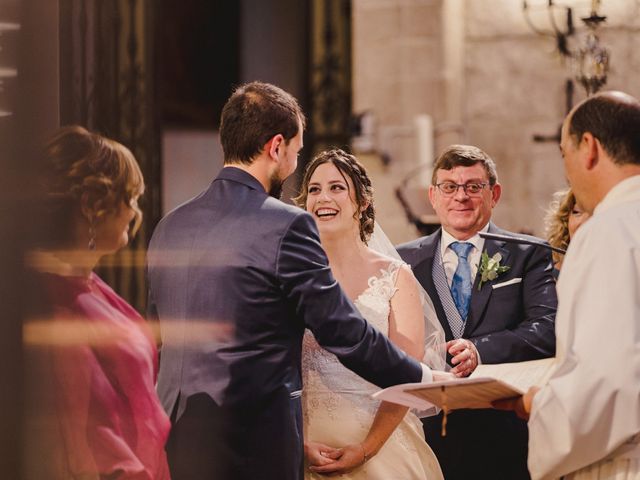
left=523, top=0, right=610, bottom=96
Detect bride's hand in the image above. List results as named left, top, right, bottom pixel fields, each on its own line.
left=304, top=441, right=342, bottom=467
left=308, top=443, right=367, bottom=475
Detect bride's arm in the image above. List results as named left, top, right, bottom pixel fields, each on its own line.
left=362, top=265, right=426, bottom=454
left=309, top=265, right=426, bottom=475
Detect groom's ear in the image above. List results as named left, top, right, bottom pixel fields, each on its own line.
left=266, top=134, right=285, bottom=161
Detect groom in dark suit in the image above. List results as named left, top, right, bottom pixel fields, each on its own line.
left=397, top=145, right=557, bottom=480
left=147, top=82, right=437, bottom=480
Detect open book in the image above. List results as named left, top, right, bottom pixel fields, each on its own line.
left=373, top=357, right=556, bottom=411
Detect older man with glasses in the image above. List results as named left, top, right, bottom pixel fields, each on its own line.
left=397, top=144, right=557, bottom=480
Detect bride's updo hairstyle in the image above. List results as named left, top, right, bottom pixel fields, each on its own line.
left=295, top=148, right=375, bottom=243
left=37, top=125, right=144, bottom=248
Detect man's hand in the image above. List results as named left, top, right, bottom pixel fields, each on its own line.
left=493, top=386, right=540, bottom=420
left=448, top=339, right=479, bottom=377
left=304, top=441, right=342, bottom=467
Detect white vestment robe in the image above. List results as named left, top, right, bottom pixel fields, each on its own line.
left=528, top=175, right=640, bottom=480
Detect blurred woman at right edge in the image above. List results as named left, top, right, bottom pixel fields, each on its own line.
left=545, top=188, right=591, bottom=275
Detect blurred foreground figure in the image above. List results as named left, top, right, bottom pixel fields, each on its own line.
left=24, top=126, right=170, bottom=479
left=498, top=91, right=640, bottom=480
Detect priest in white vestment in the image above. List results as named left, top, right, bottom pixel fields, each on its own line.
left=497, top=91, right=640, bottom=480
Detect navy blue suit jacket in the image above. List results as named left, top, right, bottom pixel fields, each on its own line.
left=397, top=223, right=557, bottom=480
left=147, top=167, right=423, bottom=480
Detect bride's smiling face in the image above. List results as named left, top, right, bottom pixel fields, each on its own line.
left=305, top=162, right=360, bottom=238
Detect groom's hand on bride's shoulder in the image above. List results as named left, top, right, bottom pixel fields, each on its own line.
left=304, top=441, right=342, bottom=467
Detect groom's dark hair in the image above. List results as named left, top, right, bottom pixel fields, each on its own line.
left=220, top=82, right=306, bottom=165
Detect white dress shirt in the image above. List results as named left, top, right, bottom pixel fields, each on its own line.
left=527, top=175, right=640, bottom=480
left=440, top=223, right=489, bottom=287
left=420, top=364, right=433, bottom=383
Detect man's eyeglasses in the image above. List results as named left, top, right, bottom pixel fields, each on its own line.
left=435, top=182, right=490, bottom=197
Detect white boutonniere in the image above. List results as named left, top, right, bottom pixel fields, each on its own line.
left=478, top=251, right=510, bottom=290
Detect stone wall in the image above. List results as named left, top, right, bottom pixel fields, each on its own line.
left=352, top=0, right=640, bottom=242
left=352, top=0, right=447, bottom=243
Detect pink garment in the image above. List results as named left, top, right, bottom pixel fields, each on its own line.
left=40, top=272, right=171, bottom=479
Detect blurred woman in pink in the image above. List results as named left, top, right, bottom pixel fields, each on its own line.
left=25, top=126, right=170, bottom=479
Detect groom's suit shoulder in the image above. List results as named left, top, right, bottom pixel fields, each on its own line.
left=261, top=196, right=310, bottom=220
left=207, top=167, right=312, bottom=230
left=151, top=171, right=314, bottom=242
left=248, top=195, right=318, bottom=241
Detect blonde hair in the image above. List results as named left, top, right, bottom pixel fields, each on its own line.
left=544, top=188, right=575, bottom=265
left=40, top=125, right=144, bottom=246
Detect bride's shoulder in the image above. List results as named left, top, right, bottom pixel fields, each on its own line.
left=368, top=251, right=418, bottom=286
left=393, top=263, right=420, bottom=290
left=364, top=250, right=412, bottom=282
left=365, top=249, right=404, bottom=270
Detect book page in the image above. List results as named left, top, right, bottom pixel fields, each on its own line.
left=372, top=382, right=437, bottom=411
left=373, top=357, right=556, bottom=411
left=407, top=378, right=521, bottom=410
left=469, top=357, right=556, bottom=393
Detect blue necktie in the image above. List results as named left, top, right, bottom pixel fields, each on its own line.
left=450, top=242, right=474, bottom=321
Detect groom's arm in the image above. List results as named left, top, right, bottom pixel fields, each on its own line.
left=276, top=212, right=426, bottom=387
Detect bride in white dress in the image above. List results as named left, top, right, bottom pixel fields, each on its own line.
left=295, top=149, right=446, bottom=479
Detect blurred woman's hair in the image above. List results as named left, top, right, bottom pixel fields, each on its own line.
left=545, top=188, right=575, bottom=265
left=37, top=125, right=144, bottom=247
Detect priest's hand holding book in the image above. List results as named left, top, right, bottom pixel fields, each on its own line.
left=492, top=385, right=540, bottom=420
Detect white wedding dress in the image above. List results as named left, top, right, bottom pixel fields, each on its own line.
left=302, top=261, right=444, bottom=480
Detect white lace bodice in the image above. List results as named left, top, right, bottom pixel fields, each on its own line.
left=302, top=259, right=444, bottom=479
left=302, top=260, right=403, bottom=419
